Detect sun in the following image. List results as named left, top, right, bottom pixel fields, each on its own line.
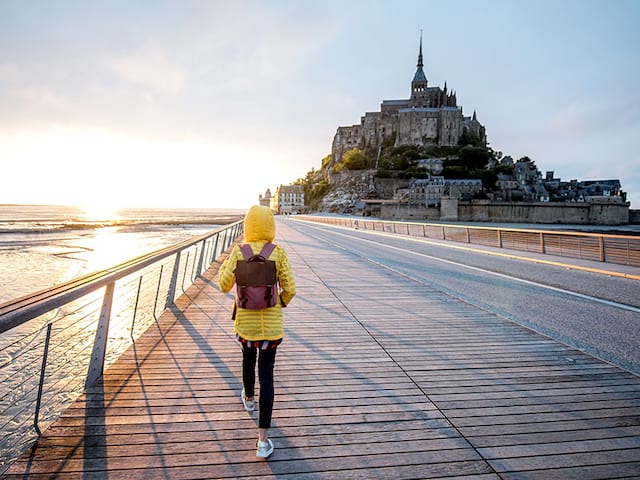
left=80, top=203, right=122, bottom=222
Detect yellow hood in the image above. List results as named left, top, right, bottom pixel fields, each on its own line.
left=243, top=205, right=276, bottom=242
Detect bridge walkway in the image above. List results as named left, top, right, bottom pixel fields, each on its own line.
left=4, top=219, right=640, bottom=479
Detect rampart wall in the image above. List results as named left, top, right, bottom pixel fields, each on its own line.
left=381, top=199, right=630, bottom=225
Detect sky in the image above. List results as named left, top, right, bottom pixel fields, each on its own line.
left=1, top=0, right=639, bottom=211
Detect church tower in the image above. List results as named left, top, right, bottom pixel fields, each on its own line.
left=410, top=33, right=428, bottom=107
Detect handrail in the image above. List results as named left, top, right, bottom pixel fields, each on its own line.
left=0, top=222, right=242, bottom=334
left=294, top=215, right=640, bottom=268
left=0, top=220, right=243, bottom=469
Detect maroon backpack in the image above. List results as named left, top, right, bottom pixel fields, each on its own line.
left=234, top=243, right=278, bottom=310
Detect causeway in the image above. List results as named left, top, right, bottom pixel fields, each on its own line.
left=4, top=218, right=640, bottom=479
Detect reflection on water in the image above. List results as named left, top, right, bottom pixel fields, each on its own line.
left=64, top=226, right=145, bottom=273
left=0, top=224, right=216, bottom=304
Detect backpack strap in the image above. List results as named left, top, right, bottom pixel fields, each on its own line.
left=258, top=242, right=276, bottom=259
left=239, top=244, right=254, bottom=259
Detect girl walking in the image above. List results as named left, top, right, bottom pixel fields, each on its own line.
left=218, top=206, right=296, bottom=459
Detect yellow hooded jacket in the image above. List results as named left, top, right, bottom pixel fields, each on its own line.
left=218, top=206, right=296, bottom=341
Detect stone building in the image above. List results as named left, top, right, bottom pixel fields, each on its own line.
left=258, top=188, right=272, bottom=208
left=398, top=176, right=483, bottom=207
left=331, top=35, right=486, bottom=165
left=272, top=185, right=304, bottom=214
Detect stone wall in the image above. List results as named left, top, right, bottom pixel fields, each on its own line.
left=440, top=198, right=459, bottom=221
left=456, top=200, right=629, bottom=225
left=379, top=204, right=441, bottom=220
left=372, top=199, right=629, bottom=224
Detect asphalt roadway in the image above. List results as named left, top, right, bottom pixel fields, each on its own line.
left=288, top=217, right=640, bottom=376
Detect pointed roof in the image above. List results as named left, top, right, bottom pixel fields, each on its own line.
left=412, top=31, right=427, bottom=83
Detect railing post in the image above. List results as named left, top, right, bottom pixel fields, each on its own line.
left=599, top=236, right=605, bottom=262
left=166, top=252, right=182, bottom=308
left=211, top=235, right=220, bottom=263
left=222, top=229, right=229, bottom=251
left=540, top=232, right=546, bottom=254
left=181, top=251, right=191, bottom=292
left=466, top=227, right=470, bottom=243
left=497, top=229, right=503, bottom=248
left=196, top=239, right=209, bottom=277
left=131, top=276, right=143, bottom=339
left=197, top=240, right=207, bottom=276
left=191, top=246, right=199, bottom=280
left=153, top=265, right=164, bottom=319
left=86, top=282, right=115, bottom=389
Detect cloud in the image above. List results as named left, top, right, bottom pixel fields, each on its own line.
left=0, top=62, right=24, bottom=83
left=8, top=85, right=68, bottom=108
left=103, top=46, right=188, bottom=94
left=544, top=97, right=640, bottom=138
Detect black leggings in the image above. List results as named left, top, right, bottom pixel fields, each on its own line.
left=242, top=344, right=278, bottom=429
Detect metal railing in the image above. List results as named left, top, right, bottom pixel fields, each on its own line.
left=0, top=221, right=243, bottom=470
left=295, top=215, right=640, bottom=268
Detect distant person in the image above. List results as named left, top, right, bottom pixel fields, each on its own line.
left=218, top=205, right=296, bottom=459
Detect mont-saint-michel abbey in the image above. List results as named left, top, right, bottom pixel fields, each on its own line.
left=331, top=37, right=485, bottom=164
left=263, top=37, right=634, bottom=225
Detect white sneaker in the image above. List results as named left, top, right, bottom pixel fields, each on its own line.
left=256, top=439, right=274, bottom=459
left=241, top=388, right=255, bottom=412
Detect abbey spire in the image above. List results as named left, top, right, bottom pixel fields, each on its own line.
left=410, top=31, right=428, bottom=106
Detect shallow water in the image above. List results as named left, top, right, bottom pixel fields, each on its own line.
left=0, top=205, right=244, bottom=304
left=0, top=223, right=218, bottom=304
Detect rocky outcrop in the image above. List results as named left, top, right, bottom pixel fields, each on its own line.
left=320, top=170, right=376, bottom=212
left=320, top=187, right=362, bottom=212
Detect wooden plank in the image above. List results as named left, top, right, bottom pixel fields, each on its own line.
left=469, top=425, right=640, bottom=448
left=478, top=436, right=640, bottom=459
left=457, top=416, right=640, bottom=437
left=488, top=448, right=640, bottom=473
left=498, top=462, right=640, bottom=480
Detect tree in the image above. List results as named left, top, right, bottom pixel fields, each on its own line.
left=458, top=130, right=483, bottom=147
left=334, top=148, right=370, bottom=172
left=476, top=169, right=498, bottom=190
left=495, top=164, right=514, bottom=175
left=378, top=144, right=422, bottom=171
left=459, top=145, right=490, bottom=170
left=306, top=179, right=330, bottom=209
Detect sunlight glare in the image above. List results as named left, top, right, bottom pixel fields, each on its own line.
left=80, top=204, right=121, bottom=223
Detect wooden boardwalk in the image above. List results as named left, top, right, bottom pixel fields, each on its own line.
left=4, top=220, right=640, bottom=479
